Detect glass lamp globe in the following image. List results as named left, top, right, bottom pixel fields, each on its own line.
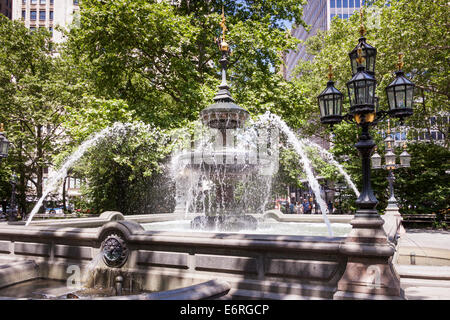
left=371, top=151, right=382, bottom=169
left=318, top=80, right=344, bottom=125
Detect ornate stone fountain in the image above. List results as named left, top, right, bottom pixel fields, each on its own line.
left=187, top=15, right=261, bottom=231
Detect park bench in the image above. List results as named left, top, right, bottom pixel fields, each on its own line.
left=401, top=213, right=449, bottom=227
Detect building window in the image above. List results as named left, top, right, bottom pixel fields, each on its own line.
left=337, top=0, right=342, bottom=7
left=49, top=27, right=53, bottom=36
left=22, top=10, right=26, bottom=19
left=49, top=10, right=53, bottom=20
left=73, top=0, right=79, bottom=5
left=50, top=0, right=53, bottom=4
left=330, top=0, right=336, bottom=8
left=355, top=0, right=360, bottom=7
left=31, top=0, right=37, bottom=4
left=343, top=14, right=349, bottom=19
left=39, top=10, right=45, bottom=20
left=22, top=0, right=26, bottom=4
left=350, top=0, right=354, bottom=7
left=343, top=0, right=348, bottom=7
left=40, top=0, right=46, bottom=4
left=431, top=132, right=437, bottom=140
left=30, top=26, right=36, bottom=32
left=30, top=10, right=36, bottom=20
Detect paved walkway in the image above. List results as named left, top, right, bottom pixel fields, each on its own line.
left=396, top=228, right=450, bottom=300
left=398, top=229, right=450, bottom=251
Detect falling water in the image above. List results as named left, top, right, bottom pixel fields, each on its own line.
left=257, top=112, right=334, bottom=237
left=300, top=139, right=360, bottom=197
left=26, top=122, right=164, bottom=226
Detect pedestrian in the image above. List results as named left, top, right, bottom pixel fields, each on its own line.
left=297, top=202, right=303, bottom=214
left=327, top=200, right=333, bottom=214
left=302, top=199, right=311, bottom=214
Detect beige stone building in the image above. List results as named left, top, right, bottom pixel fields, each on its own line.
left=11, top=0, right=79, bottom=43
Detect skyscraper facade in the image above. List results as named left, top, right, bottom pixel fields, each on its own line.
left=284, top=0, right=366, bottom=79
left=11, top=0, right=80, bottom=43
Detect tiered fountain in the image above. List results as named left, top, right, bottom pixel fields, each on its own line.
left=0, top=12, right=406, bottom=301
left=180, top=29, right=265, bottom=231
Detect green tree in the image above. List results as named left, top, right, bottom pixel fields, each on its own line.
left=73, top=122, right=173, bottom=215
left=395, top=143, right=450, bottom=215
left=290, top=0, right=449, bottom=213
left=61, top=0, right=311, bottom=130
left=0, top=16, right=64, bottom=214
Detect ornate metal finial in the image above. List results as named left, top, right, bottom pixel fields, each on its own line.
left=218, top=6, right=229, bottom=52
left=387, top=118, right=391, bottom=135
left=356, top=47, right=365, bottom=65
left=359, top=8, right=366, bottom=37
left=213, top=8, right=233, bottom=103
left=328, top=64, right=333, bottom=81
left=397, top=52, right=404, bottom=71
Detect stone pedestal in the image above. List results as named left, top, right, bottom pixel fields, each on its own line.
left=383, top=201, right=405, bottom=243
left=334, top=210, right=404, bottom=300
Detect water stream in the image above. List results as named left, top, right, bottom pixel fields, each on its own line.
left=300, top=139, right=360, bottom=197
left=26, top=122, right=163, bottom=226
left=26, top=114, right=358, bottom=237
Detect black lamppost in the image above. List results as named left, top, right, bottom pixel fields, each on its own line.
left=371, top=120, right=411, bottom=214
left=318, top=11, right=415, bottom=299
left=0, top=123, right=10, bottom=165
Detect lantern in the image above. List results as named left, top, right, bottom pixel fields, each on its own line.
left=385, top=53, right=415, bottom=119
left=318, top=65, right=343, bottom=125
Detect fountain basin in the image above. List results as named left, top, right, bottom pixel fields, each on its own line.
left=0, top=212, right=355, bottom=299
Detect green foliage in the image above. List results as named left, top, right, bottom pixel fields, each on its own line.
left=61, top=0, right=310, bottom=130
left=73, top=123, right=173, bottom=215
left=290, top=0, right=449, bottom=213
left=395, top=143, right=450, bottom=215
left=293, top=0, right=449, bottom=141
left=0, top=15, right=62, bottom=208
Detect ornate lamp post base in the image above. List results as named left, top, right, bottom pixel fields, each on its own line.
left=333, top=210, right=403, bottom=299
left=333, top=125, right=403, bottom=300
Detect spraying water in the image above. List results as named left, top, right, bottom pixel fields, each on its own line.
left=300, top=139, right=360, bottom=197
left=257, top=112, right=335, bottom=237
left=26, top=122, right=164, bottom=226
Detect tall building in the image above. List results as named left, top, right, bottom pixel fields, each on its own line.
left=284, top=0, right=367, bottom=79
left=11, top=0, right=80, bottom=43
left=0, top=0, right=12, bottom=19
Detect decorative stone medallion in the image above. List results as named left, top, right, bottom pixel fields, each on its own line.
left=101, top=234, right=129, bottom=268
